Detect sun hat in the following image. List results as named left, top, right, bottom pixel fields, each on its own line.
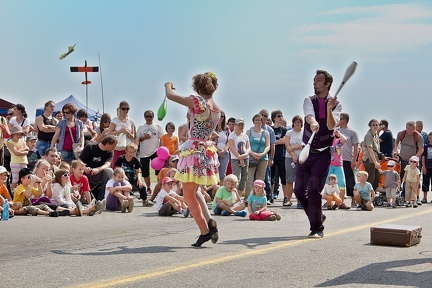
left=235, top=118, right=244, bottom=125
left=409, top=156, right=419, bottom=163
left=387, top=160, right=396, bottom=167
left=10, top=126, right=24, bottom=135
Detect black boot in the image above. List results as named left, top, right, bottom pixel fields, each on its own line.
left=191, top=233, right=211, bottom=247
left=208, top=218, right=218, bottom=244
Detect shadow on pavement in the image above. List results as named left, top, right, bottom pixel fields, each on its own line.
left=51, top=245, right=188, bottom=256
left=316, top=257, right=432, bottom=287
left=220, top=236, right=305, bottom=248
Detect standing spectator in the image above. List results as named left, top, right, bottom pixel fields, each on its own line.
left=393, top=121, right=424, bottom=181
left=326, top=129, right=350, bottom=209
left=270, top=110, right=288, bottom=205
left=50, top=103, right=84, bottom=163
left=54, top=111, right=63, bottom=121
left=416, top=120, right=428, bottom=145
left=245, top=114, right=270, bottom=203
left=362, top=119, right=382, bottom=191
left=77, top=109, right=97, bottom=146
left=421, top=132, right=432, bottom=203
left=213, top=111, right=230, bottom=184
left=294, top=69, right=341, bottom=238
left=160, top=122, right=179, bottom=155
left=8, top=104, right=31, bottom=135
left=225, top=117, right=236, bottom=176
left=79, top=135, right=117, bottom=201
left=0, top=114, right=10, bottom=166
left=402, top=156, right=421, bottom=208
left=6, top=126, right=29, bottom=190
left=259, top=109, right=276, bottom=204
left=338, top=112, right=359, bottom=208
left=165, top=72, right=220, bottom=247
left=93, top=113, right=111, bottom=143
left=285, top=115, right=303, bottom=208
left=107, top=101, right=136, bottom=169
left=35, top=100, right=58, bottom=156
left=378, top=119, right=393, bottom=157
left=382, top=160, right=401, bottom=208
left=136, top=110, right=163, bottom=194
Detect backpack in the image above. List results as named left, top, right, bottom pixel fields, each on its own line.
left=400, top=130, right=418, bottom=143
left=400, top=129, right=420, bottom=151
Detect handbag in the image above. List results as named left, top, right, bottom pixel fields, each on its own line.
left=68, top=125, right=81, bottom=159
left=248, top=129, right=265, bottom=168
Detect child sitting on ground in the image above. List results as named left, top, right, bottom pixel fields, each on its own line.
left=381, top=160, right=400, bottom=208
left=247, top=179, right=281, bottom=221
left=353, top=171, right=375, bottom=211
left=13, top=168, right=64, bottom=217
left=105, top=167, right=134, bottom=213
left=0, top=166, right=16, bottom=217
left=322, top=174, right=343, bottom=210
left=211, top=174, right=247, bottom=217
left=402, top=155, right=421, bottom=208
left=155, top=177, right=189, bottom=217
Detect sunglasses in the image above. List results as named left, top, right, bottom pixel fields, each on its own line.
left=409, top=161, right=417, bottom=163
left=171, top=159, right=179, bottom=163
left=62, top=173, right=70, bottom=177
left=276, top=114, right=283, bottom=118
left=63, top=111, right=71, bottom=114
left=121, top=107, right=130, bottom=111
left=145, top=115, right=154, bottom=118
left=104, top=120, right=111, bottom=123
left=261, top=114, right=268, bottom=118
left=387, top=165, right=394, bottom=167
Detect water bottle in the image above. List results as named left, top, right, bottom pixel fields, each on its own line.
left=2, top=199, right=9, bottom=221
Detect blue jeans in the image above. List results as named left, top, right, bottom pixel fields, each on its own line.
left=36, top=140, right=51, bottom=156
left=60, top=150, right=75, bottom=162
left=218, top=152, right=230, bottom=182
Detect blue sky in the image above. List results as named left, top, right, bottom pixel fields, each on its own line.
left=1, top=0, right=431, bottom=137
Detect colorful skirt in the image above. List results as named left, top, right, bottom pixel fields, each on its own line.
left=174, top=139, right=219, bottom=185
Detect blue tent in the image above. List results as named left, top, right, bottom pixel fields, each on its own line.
left=35, top=95, right=100, bottom=121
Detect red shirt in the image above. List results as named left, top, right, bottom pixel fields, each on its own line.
left=70, top=174, right=90, bottom=196
left=63, top=125, right=77, bottom=151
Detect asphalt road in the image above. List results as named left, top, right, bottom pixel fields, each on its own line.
left=1, top=196, right=431, bottom=288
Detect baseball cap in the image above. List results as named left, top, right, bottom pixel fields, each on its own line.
left=162, top=177, right=176, bottom=185
left=253, top=179, right=265, bottom=188
left=235, top=118, right=244, bottom=125
left=387, top=160, right=396, bottom=167
left=26, top=135, right=37, bottom=141
left=19, top=167, right=32, bottom=180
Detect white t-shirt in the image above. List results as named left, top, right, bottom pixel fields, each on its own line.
left=285, top=129, right=303, bottom=158
left=9, top=117, right=31, bottom=130
left=136, top=123, right=164, bottom=157
left=104, top=179, right=132, bottom=199
left=155, top=188, right=179, bottom=212
left=111, top=117, right=135, bottom=150
left=322, top=183, right=340, bottom=196
left=215, top=130, right=228, bottom=150
left=228, top=132, right=249, bottom=160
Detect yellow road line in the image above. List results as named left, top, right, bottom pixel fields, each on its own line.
left=72, top=208, right=431, bottom=288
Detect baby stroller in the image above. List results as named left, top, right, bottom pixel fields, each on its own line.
left=373, top=188, right=404, bottom=207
